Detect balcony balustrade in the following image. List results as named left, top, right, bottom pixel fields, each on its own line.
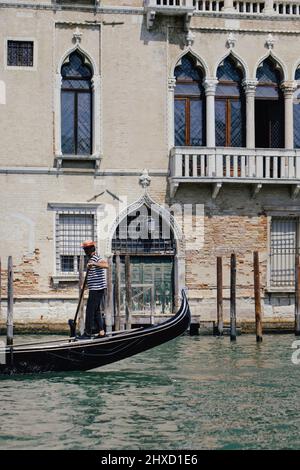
left=144, top=0, right=300, bottom=28
left=169, top=147, right=300, bottom=198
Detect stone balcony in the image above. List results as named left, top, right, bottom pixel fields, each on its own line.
left=144, top=0, right=300, bottom=29
left=169, top=147, right=300, bottom=198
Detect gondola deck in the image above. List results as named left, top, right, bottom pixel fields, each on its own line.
left=0, top=290, right=191, bottom=375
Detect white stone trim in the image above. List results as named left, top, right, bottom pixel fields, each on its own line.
left=254, top=50, right=289, bottom=81
left=170, top=47, right=210, bottom=78
left=4, top=36, right=38, bottom=72
left=213, top=50, right=250, bottom=80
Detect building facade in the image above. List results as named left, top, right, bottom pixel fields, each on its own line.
left=1, top=0, right=300, bottom=331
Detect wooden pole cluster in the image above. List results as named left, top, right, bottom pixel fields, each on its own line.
left=295, top=254, right=300, bottom=336
left=216, top=252, right=263, bottom=341
left=7, top=256, right=14, bottom=346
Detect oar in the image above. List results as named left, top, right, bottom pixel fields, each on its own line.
left=68, top=267, right=89, bottom=338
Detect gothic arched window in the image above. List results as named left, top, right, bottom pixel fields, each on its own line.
left=174, top=55, right=205, bottom=147
left=61, top=51, right=93, bottom=155
left=255, top=57, right=284, bottom=148
left=215, top=56, right=245, bottom=147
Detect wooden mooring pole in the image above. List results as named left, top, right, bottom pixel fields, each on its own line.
left=230, top=253, right=237, bottom=342
left=7, top=256, right=13, bottom=346
left=216, top=256, right=223, bottom=336
left=125, top=254, right=132, bottom=330
left=78, top=255, right=85, bottom=335
left=114, top=253, right=121, bottom=331
left=295, top=254, right=300, bottom=336
left=106, top=256, right=113, bottom=334
left=253, top=251, right=263, bottom=342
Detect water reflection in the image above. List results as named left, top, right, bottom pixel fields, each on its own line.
left=0, top=334, right=299, bottom=449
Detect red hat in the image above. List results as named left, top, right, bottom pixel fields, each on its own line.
left=81, top=240, right=96, bottom=248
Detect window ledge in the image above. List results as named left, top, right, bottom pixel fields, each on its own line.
left=55, top=154, right=101, bottom=171
left=265, top=287, right=296, bottom=294
left=52, top=274, right=79, bottom=288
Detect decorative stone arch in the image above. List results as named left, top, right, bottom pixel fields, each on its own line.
left=168, top=49, right=209, bottom=150
left=170, top=47, right=210, bottom=79
left=254, top=51, right=288, bottom=82
left=54, top=46, right=101, bottom=159
left=213, top=50, right=249, bottom=80
left=107, top=192, right=186, bottom=307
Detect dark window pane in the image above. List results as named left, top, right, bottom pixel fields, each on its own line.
left=61, top=52, right=92, bottom=79
left=190, top=100, right=203, bottom=146
left=175, top=56, right=202, bottom=81
left=217, top=57, right=243, bottom=82
left=61, top=255, right=74, bottom=273
left=61, top=92, right=75, bottom=154
left=175, top=99, right=186, bottom=146
left=255, top=85, right=279, bottom=99
left=295, top=69, right=300, bottom=81
left=257, top=58, right=281, bottom=84
left=175, top=83, right=202, bottom=96
left=62, top=79, right=91, bottom=90
left=7, top=40, right=33, bottom=67
left=77, top=92, right=92, bottom=155
left=215, top=100, right=226, bottom=147
left=294, top=103, right=300, bottom=148
left=231, top=100, right=243, bottom=147
left=216, top=83, right=240, bottom=97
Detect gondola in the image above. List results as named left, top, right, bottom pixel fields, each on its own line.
left=0, top=290, right=190, bottom=375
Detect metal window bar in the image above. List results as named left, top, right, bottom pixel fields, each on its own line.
left=270, top=217, right=299, bottom=288
left=7, top=41, right=34, bottom=67
left=56, top=210, right=96, bottom=274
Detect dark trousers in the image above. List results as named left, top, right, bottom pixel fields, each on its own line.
left=85, top=289, right=106, bottom=335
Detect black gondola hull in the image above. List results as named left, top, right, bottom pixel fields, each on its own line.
left=0, top=290, right=191, bottom=375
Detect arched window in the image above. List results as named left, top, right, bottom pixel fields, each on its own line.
left=294, top=68, right=300, bottom=148
left=255, top=57, right=284, bottom=148
left=61, top=51, right=93, bottom=155
left=174, top=55, right=205, bottom=147
left=215, top=56, right=245, bottom=147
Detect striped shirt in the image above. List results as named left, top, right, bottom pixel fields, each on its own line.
left=87, top=254, right=107, bottom=291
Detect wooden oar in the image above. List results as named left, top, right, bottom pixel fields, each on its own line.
left=68, top=268, right=89, bottom=338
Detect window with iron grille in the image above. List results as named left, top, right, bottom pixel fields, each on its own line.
left=270, top=217, right=298, bottom=288
left=112, top=205, right=176, bottom=255
left=56, top=211, right=96, bottom=274
left=7, top=40, right=34, bottom=67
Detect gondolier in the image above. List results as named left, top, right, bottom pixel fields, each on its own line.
left=81, top=240, right=108, bottom=337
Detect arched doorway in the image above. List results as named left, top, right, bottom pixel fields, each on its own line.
left=111, top=204, right=176, bottom=316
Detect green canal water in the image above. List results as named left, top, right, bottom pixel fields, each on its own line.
left=0, top=334, right=299, bottom=450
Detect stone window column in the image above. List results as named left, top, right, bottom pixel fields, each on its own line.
left=204, top=78, right=218, bottom=148
left=242, top=79, right=257, bottom=149
left=281, top=81, right=297, bottom=149
left=168, top=76, right=176, bottom=151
